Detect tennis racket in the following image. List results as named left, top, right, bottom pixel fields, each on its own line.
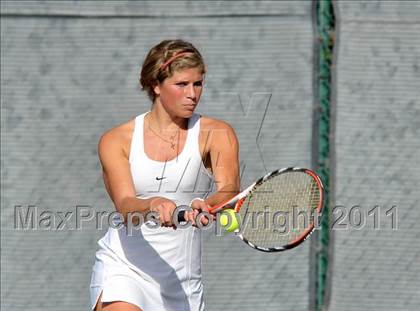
left=178, top=167, right=324, bottom=252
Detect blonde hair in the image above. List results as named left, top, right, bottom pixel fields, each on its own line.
left=140, top=39, right=206, bottom=102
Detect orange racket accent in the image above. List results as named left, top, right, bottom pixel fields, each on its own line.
left=305, top=168, right=324, bottom=213
left=234, top=197, right=246, bottom=212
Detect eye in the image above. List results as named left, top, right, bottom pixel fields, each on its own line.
left=194, top=81, right=203, bottom=87
left=176, top=82, right=188, bottom=87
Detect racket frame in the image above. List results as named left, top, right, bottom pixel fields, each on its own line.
left=212, top=167, right=324, bottom=252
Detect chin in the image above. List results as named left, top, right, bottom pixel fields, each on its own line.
left=183, top=111, right=194, bottom=118
left=179, top=109, right=195, bottom=118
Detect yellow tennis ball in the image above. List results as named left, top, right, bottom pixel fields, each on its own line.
left=219, top=209, right=239, bottom=232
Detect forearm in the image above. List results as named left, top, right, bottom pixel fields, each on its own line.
left=118, top=197, right=155, bottom=225
left=204, top=183, right=240, bottom=208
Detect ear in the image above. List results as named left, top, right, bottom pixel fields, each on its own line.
left=153, top=84, right=161, bottom=96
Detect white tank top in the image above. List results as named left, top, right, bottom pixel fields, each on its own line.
left=97, top=111, right=213, bottom=310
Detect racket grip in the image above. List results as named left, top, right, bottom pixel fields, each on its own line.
left=177, top=210, right=186, bottom=222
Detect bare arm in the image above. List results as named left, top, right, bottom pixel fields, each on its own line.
left=205, top=121, right=240, bottom=206
left=98, top=128, right=175, bottom=226
left=187, top=120, right=240, bottom=224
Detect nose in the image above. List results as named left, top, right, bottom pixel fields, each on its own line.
left=185, top=84, right=196, bottom=101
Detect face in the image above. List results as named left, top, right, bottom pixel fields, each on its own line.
left=153, top=67, right=204, bottom=118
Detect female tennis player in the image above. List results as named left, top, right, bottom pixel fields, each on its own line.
left=90, top=39, right=240, bottom=311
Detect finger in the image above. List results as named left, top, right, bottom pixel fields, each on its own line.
left=157, top=206, right=165, bottom=227
left=196, top=212, right=208, bottom=226
left=183, top=211, right=190, bottom=223
left=202, top=213, right=209, bottom=226
left=152, top=206, right=161, bottom=223
left=193, top=210, right=202, bottom=227
left=193, top=209, right=199, bottom=222
left=163, top=207, right=172, bottom=227
left=157, top=205, right=168, bottom=227
left=200, top=203, right=210, bottom=213
left=184, top=210, right=194, bottom=227
left=188, top=211, right=196, bottom=226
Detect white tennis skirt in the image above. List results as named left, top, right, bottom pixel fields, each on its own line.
left=89, top=240, right=205, bottom=311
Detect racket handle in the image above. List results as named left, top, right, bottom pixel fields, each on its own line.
left=177, top=210, right=186, bottom=222
left=175, top=205, right=207, bottom=223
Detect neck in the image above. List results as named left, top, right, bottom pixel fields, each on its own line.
left=148, top=101, right=188, bottom=131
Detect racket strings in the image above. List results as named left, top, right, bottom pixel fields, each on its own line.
left=239, top=171, right=321, bottom=250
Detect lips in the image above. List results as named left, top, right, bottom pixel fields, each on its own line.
left=184, top=105, right=196, bottom=110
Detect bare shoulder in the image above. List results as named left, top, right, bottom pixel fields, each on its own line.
left=200, top=116, right=236, bottom=133
left=199, top=115, right=239, bottom=147
left=98, top=118, right=135, bottom=159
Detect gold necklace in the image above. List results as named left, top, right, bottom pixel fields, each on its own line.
left=147, top=118, right=180, bottom=150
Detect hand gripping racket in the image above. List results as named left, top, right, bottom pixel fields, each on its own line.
left=178, top=167, right=324, bottom=252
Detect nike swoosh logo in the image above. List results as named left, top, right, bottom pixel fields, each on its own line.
left=156, top=176, right=166, bottom=181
